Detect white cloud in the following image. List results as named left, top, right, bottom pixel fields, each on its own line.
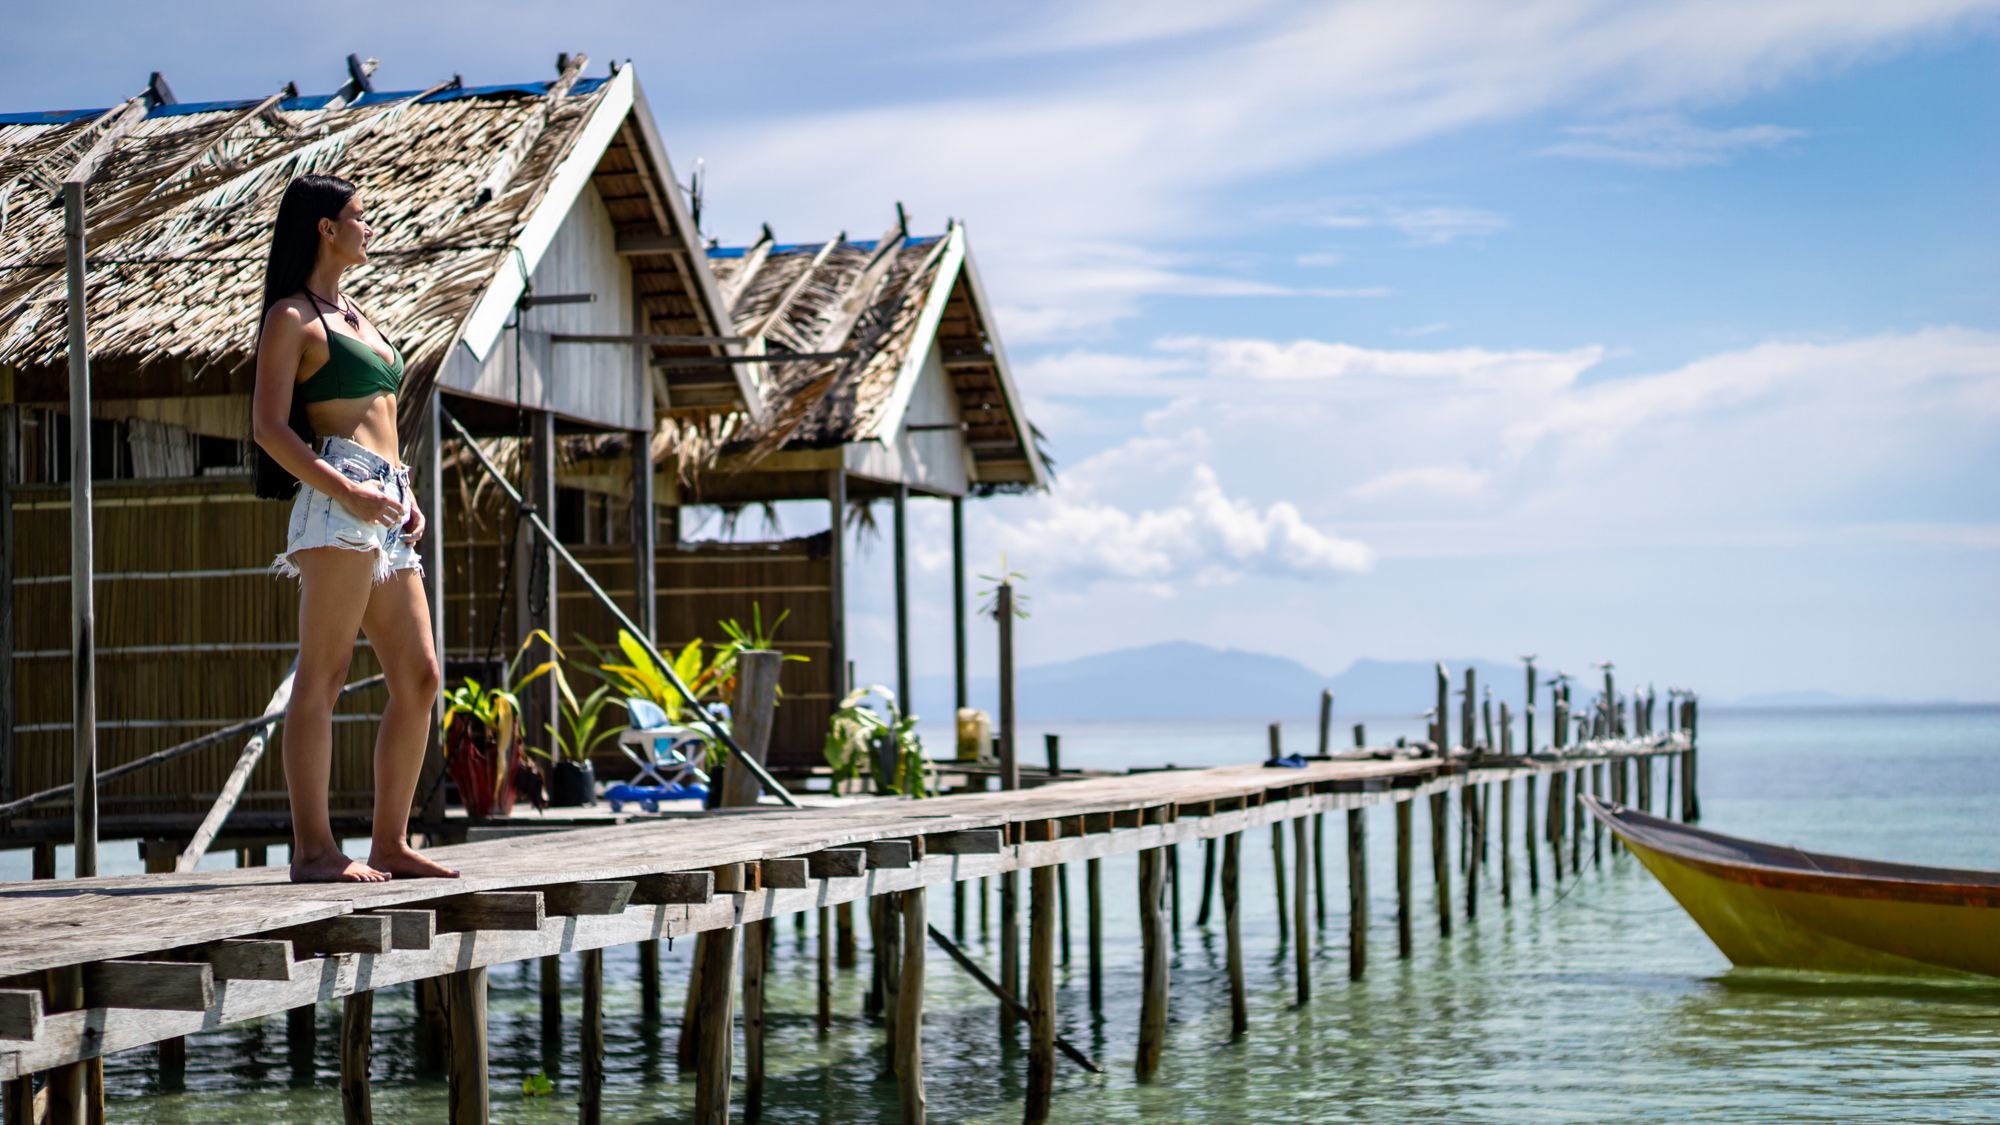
left=1542, top=114, right=1806, bottom=167
left=1350, top=465, right=1490, bottom=501
left=995, top=463, right=1372, bottom=589
left=1157, top=335, right=1605, bottom=390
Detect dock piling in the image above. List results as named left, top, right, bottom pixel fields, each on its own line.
left=1027, top=866, right=1056, bottom=1122
left=445, top=967, right=489, bottom=1125
left=693, top=864, right=744, bottom=1125
left=743, top=920, right=766, bottom=1121
left=1292, top=815, right=1310, bottom=1004
left=639, top=940, right=661, bottom=1023
left=581, top=948, right=604, bottom=1125
left=1524, top=775, right=1540, bottom=893
left=1463, top=784, right=1480, bottom=920
left=1270, top=823, right=1289, bottom=944
left=340, top=990, right=371, bottom=1125
left=1223, top=831, right=1247, bottom=1035
left=1136, top=838, right=1170, bottom=1079
left=817, top=907, right=833, bottom=1036
left=1195, top=838, right=1217, bottom=927
left=1085, top=857, right=1104, bottom=1013
left=1429, top=794, right=1451, bottom=937
left=1395, top=802, right=1413, bottom=958
left=898, top=890, right=927, bottom=1124
left=1347, top=809, right=1367, bottom=980
left=1313, top=813, right=1328, bottom=929
left=1500, top=778, right=1513, bottom=904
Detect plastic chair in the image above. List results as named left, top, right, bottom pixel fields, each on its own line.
left=616, top=697, right=713, bottom=790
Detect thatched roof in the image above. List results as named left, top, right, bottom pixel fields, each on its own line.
left=709, top=220, right=1048, bottom=492
left=0, top=57, right=747, bottom=440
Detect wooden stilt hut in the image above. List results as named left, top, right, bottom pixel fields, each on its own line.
left=0, top=55, right=751, bottom=854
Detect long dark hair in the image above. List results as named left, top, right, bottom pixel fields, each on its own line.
left=251, top=174, right=355, bottom=499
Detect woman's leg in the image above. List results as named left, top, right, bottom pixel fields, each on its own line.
left=360, top=568, right=457, bottom=878
left=287, top=547, right=388, bottom=883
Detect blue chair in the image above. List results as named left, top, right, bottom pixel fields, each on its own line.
left=616, top=698, right=712, bottom=792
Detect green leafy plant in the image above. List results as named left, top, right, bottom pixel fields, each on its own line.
left=578, top=630, right=720, bottom=724
left=712, top=603, right=811, bottom=702
left=442, top=629, right=561, bottom=798
left=533, top=682, right=626, bottom=765
left=976, top=553, right=1031, bottom=620
left=824, top=685, right=933, bottom=798
left=522, top=1071, right=554, bottom=1097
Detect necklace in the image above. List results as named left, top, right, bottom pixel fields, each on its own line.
left=306, top=286, right=360, bottom=329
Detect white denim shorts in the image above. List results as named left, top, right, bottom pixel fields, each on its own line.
left=271, top=435, right=422, bottom=584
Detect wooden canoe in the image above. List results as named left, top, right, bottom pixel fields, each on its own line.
left=1581, top=796, right=2000, bottom=979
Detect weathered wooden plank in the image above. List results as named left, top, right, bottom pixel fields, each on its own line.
left=632, top=871, right=713, bottom=905
left=865, top=839, right=914, bottom=868
left=436, top=892, right=544, bottom=933
left=83, top=961, right=214, bottom=1012
left=365, top=910, right=437, bottom=951
left=757, top=858, right=810, bottom=890
left=0, top=990, right=41, bottom=1041
left=927, top=829, right=1003, bottom=855
left=204, top=939, right=295, bottom=982
left=807, top=848, right=868, bottom=877
left=538, top=881, right=635, bottom=917
left=272, top=916, right=393, bottom=957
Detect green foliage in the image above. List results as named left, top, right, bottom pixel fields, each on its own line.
left=577, top=631, right=720, bottom=725
left=442, top=629, right=562, bottom=783
left=534, top=682, right=625, bottom=765
left=976, top=553, right=1031, bottom=620
left=824, top=685, right=933, bottom=798
left=522, top=1071, right=554, bottom=1097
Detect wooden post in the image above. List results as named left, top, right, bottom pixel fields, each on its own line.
left=694, top=864, right=744, bottom=1125
left=1429, top=793, right=1451, bottom=937
left=540, top=955, right=561, bottom=1064
left=415, top=977, right=448, bottom=1077
left=0, top=402, right=14, bottom=811
left=62, top=181, right=98, bottom=881
left=838, top=901, right=857, bottom=968
left=1222, top=831, right=1246, bottom=1035
left=1270, top=822, right=1289, bottom=944
left=339, top=990, right=374, bottom=1124
left=579, top=948, right=604, bottom=1125
left=1524, top=659, right=1538, bottom=754
left=1318, top=688, right=1334, bottom=755
left=1346, top=808, right=1367, bottom=980
left=1086, top=857, right=1105, bottom=1014
left=997, top=582, right=1020, bottom=1037
left=1046, top=735, right=1073, bottom=964
left=951, top=495, right=967, bottom=715
left=1523, top=774, right=1540, bottom=894
left=1571, top=767, right=1585, bottom=874
left=1434, top=664, right=1451, bottom=753
left=417, top=395, right=448, bottom=830
left=1196, top=838, right=1218, bottom=927
left=897, top=889, right=926, bottom=1124
left=1499, top=778, right=1514, bottom=904
left=999, top=868, right=1020, bottom=1037
left=720, top=651, right=783, bottom=809
left=1683, top=695, right=1701, bottom=822
left=640, top=940, right=661, bottom=1023
left=1394, top=801, right=1413, bottom=958
left=816, top=907, right=832, bottom=1037
left=1548, top=771, right=1565, bottom=887
left=1592, top=763, right=1605, bottom=866
left=518, top=408, right=559, bottom=763
left=876, top=894, right=902, bottom=1075
left=1027, top=865, right=1056, bottom=1123
left=893, top=483, right=911, bottom=708
left=743, top=920, right=766, bottom=1122
left=1463, top=667, right=1479, bottom=756
left=1136, top=842, right=1169, bottom=1079
left=1292, top=815, right=1310, bottom=1004
left=446, top=967, right=489, bottom=1125
left=1313, top=813, right=1328, bottom=929
left=828, top=469, right=847, bottom=722
left=290, top=1002, right=317, bottom=1085
left=1463, top=783, right=1480, bottom=919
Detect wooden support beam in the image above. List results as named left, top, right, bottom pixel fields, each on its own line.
left=1465, top=782, right=1481, bottom=920
left=633, top=871, right=713, bottom=905
left=1431, top=792, right=1453, bottom=938
left=340, top=990, right=372, bottom=1125
left=1270, top=823, right=1289, bottom=945
left=365, top=910, right=437, bottom=951
left=1085, top=857, right=1104, bottom=1014
left=1347, top=809, right=1368, bottom=981
left=289, top=1004, right=316, bottom=1085
left=1292, top=816, right=1310, bottom=1004
left=204, top=939, right=295, bottom=982
left=692, top=866, right=742, bottom=1125
left=1195, top=838, right=1217, bottom=927
left=1524, top=774, right=1541, bottom=894
left=1395, top=801, right=1413, bottom=958
left=1135, top=845, right=1169, bottom=1080
left=1500, top=779, right=1514, bottom=905
left=273, top=914, right=393, bottom=956
left=807, top=848, right=869, bottom=878
left=445, top=967, right=488, bottom=1125
left=1026, top=865, right=1056, bottom=1123
left=83, top=961, right=213, bottom=1012
left=1548, top=771, right=1566, bottom=888
left=537, top=881, right=635, bottom=917
left=864, top=840, right=913, bottom=869
left=928, top=829, right=1002, bottom=855
left=1593, top=763, right=1606, bottom=866
left=1222, top=831, right=1247, bottom=1036
left=1312, top=813, right=1328, bottom=930
left=999, top=868, right=1020, bottom=1038
left=897, top=889, right=927, bottom=1125
left=0, top=991, right=41, bottom=1041
left=437, top=892, right=544, bottom=933
left=743, top=919, right=767, bottom=1122
left=639, top=939, right=661, bottom=1024
left=757, top=858, right=810, bottom=890
left=580, top=947, right=604, bottom=1125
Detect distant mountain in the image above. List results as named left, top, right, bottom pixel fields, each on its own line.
left=915, top=643, right=1548, bottom=721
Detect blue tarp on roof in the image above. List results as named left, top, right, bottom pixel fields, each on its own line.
left=0, top=76, right=608, bottom=126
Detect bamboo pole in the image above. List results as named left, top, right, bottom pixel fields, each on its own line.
left=1292, top=815, right=1310, bottom=1004
left=1136, top=845, right=1169, bottom=1079
left=898, top=890, right=926, bottom=1124
left=580, top=948, right=604, bottom=1125
left=925, top=926, right=1100, bottom=1073
left=1346, top=809, right=1367, bottom=981
left=1395, top=801, right=1413, bottom=958
left=177, top=662, right=296, bottom=871
left=1222, top=832, right=1246, bottom=1036
left=1027, top=866, right=1056, bottom=1123
left=838, top=901, right=856, bottom=968
left=446, top=967, right=489, bottom=1125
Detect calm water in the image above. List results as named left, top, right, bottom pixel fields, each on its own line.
left=22, top=705, right=2000, bottom=1122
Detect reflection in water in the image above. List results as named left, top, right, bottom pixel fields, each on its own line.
left=79, top=706, right=2000, bottom=1122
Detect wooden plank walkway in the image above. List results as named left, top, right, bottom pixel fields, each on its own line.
left=0, top=739, right=1686, bottom=1082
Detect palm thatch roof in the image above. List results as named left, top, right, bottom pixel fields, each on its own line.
left=707, top=218, right=1049, bottom=495
left=0, top=56, right=747, bottom=444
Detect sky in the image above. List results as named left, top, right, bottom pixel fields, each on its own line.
left=7, top=1, right=1998, bottom=704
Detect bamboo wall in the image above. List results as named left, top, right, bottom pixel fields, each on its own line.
left=6, top=478, right=384, bottom=824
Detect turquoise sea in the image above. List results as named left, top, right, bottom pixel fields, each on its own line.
left=9, top=704, right=1998, bottom=1122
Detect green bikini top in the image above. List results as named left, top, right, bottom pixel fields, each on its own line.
left=295, top=290, right=404, bottom=404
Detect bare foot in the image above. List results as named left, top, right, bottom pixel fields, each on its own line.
left=368, top=842, right=461, bottom=880
left=290, top=851, right=390, bottom=884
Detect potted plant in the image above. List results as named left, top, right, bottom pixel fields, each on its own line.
left=535, top=681, right=624, bottom=807
left=824, top=685, right=933, bottom=798
left=441, top=630, right=558, bottom=818
left=580, top=629, right=727, bottom=765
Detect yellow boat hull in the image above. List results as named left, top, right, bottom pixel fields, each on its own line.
left=1588, top=798, right=2000, bottom=980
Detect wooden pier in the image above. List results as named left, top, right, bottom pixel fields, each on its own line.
left=0, top=735, right=1693, bottom=1124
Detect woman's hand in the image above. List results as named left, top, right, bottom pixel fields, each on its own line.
left=402, top=496, right=427, bottom=542
left=338, top=478, right=406, bottom=529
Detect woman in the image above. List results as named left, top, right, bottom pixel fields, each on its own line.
left=252, top=174, right=457, bottom=883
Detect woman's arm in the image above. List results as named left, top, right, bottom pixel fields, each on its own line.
left=252, top=303, right=404, bottom=527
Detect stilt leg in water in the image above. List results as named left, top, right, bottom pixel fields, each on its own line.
left=1136, top=846, right=1170, bottom=1078
left=1347, top=809, right=1368, bottom=980
left=898, top=889, right=927, bottom=1124
left=581, top=948, right=604, bottom=1125
left=340, top=990, right=372, bottom=1125
left=1223, top=832, right=1247, bottom=1035
left=1430, top=793, right=1452, bottom=938
left=1086, top=857, right=1105, bottom=1015
left=446, top=967, right=489, bottom=1125
left=1395, top=801, right=1414, bottom=959
left=1027, top=867, right=1057, bottom=1123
